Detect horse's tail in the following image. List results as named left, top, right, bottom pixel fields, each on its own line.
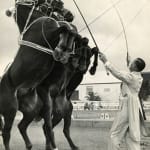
left=89, top=47, right=98, bottom=75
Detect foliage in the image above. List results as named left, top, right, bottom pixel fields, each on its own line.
left=85, top=92, right=102, bottom=101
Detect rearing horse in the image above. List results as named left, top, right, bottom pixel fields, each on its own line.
left=52, top=38, right=98, bottom=150
left=0, top=1, right=78, bottom=150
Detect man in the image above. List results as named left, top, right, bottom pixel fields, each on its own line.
left=99, top=52, right=149, bottom=150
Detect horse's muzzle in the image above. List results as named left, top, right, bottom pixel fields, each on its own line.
left=53, top=47, right=69, bottom=64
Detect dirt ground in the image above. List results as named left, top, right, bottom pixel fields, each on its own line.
left=0, top=120, right=150, bottom=150
left=0, top=120, right=110, bottom=150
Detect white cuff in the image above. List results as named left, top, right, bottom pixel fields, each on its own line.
left=104, top=61, right=110, bottom=67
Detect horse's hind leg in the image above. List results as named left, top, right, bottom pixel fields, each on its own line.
left=63, top=103, right=79, bottom=150
left=18, top=114, right=35, bottom=150
left=2, top=110, right=17, bottom=150
left=0, top=75, right=18, bottom=150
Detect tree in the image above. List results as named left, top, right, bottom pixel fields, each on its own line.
left=85, top=92, right=102, bottom=101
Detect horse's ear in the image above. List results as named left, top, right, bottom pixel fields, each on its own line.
left=89, top=47, right=98, bottom=75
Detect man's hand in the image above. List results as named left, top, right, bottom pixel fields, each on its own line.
left=99, top=53, right=108, bottom=64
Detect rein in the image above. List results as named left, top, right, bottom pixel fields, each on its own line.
left=18, top=40, right=53, bottom=54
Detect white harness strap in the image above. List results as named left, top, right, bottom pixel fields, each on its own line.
left=16, top=0, right=37, bottom=6
left=21, top=3, right=36, bottom=37
left=19, top=40, right=53, bottom=54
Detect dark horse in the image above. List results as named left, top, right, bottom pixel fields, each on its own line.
left=16, top=37, right=98, bottom=150
left=52, top=38, right=98, bottom=150
left=0, top=1, right=78, bottom=150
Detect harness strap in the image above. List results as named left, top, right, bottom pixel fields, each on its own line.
left=21, top=3, right=36, bottom=37
left=16, top=0, right=37, bottom=5
left=19, top=40, right=53, bottom=55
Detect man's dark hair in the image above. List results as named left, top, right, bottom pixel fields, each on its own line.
left=135, top=58, right=146, bottom=71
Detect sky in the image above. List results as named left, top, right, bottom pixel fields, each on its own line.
left=0, top=0, right=150, bottom=83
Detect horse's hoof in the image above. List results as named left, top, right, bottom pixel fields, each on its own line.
left=45, top=145, right=53, bottom=150
left=26, top=144, right=32, bottom=150
left=72, top=146, right=80, bottom=150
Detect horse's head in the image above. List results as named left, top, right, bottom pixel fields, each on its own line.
left=73, top=37, right=98, bottom=75
left=52, top=21, right=79, bottom=64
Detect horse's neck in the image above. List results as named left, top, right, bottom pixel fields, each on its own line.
left=63, top=63, right=77, bottom=86
left=66, top=71, right=84, bottom=99
left=47, top=62, right=76, bottom=89
left=16, top=5, right=44, bottom=33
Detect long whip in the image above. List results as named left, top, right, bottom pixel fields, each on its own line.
left=72, top=0, right=109, bottom=75
left=72, top=0, right=100, bottom=53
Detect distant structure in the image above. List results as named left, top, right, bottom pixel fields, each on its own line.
left=71, top=72, right=150, bottom=111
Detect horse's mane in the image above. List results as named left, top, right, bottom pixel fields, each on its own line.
left=89, top=47, right=98, bottom=75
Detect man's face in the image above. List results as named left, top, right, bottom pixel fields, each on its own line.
left=129, top=59, right=137, bottom=71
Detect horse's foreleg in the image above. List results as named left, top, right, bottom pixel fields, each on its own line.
left=63, top=103, right=79, bottom=150
left=0, top=74, right=18, bottom=150
left=18, top=114, right=34, bottom=150
left=38, top=87, right=56, bottom=150
left=43, top=113, right=56, bottom=150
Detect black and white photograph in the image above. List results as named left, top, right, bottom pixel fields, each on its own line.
left=0, top=0, right=150, bottom=150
